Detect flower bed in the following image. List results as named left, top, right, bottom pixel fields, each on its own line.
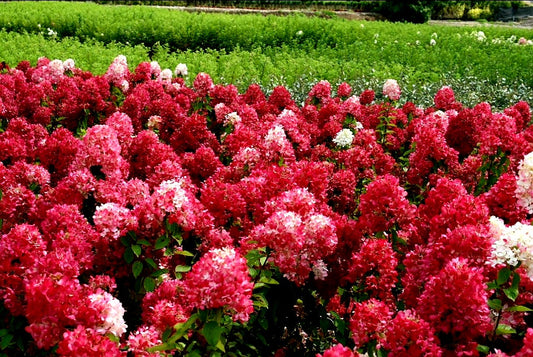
left=1, top=56, right=533, bottom=356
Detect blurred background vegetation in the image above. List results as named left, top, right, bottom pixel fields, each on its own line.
left=91, top=1, right=531, bottom=22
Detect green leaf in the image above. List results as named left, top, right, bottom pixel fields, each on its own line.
left=123, top=247, right=134, bottom=264
left=131, top=244, right=142, bottom=257
left=496, top=324, right=517, bottom=335
left=488, top=299, right=502, bottom=311
left=497, top=267, right=511, bottom=286
left=120, top=236, right=130, bottom=247
left=252, top=293, right=269, bottom=309
left=143, top=277, right=156, bottom=292
left=145, top=258, right=158, bottom=270
left=259, top=276, right=279, bottom=285
left=161, top=328, right=173, bottom=342
left=477, top=344, right=490, bottom=354
left=151, top=269, right=169, bottom=278
left=504, top=272, right=521, bottom=301
left=202, top=321, right=223, bottom=347
left=487, top=281, right=498, bottom=290
left=0, top=334, right=13, bottom=349
left=155, top=236, right=170, bottom=250
left=175, top=265, right=191, bottom=273
left=215, top=338, right=226, bottom=352
left=175, top=250, right=194, bottom=257
left=132, top=261, right=143, bottom=278
left=507, top=305, right=533, bottom=312
left=137, top=239, right=151, bottom=246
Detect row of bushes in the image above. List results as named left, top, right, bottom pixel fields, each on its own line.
left=92, top=0, right=528, bottom=22
left=382, top=1, right=526, bottom=23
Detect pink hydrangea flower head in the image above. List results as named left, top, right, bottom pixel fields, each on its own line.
left=105, top=55, right=130, bottom=89
left=88, top=290, right=127, bottom=337
left=182, top=247, right=254, bottom=322
left=72, top=124, right=128, bottom=180
left=94, top=202, right=138, bottom=240
left=56, top=326, right=124, bottom=357
left=126, top=325, right=164, bottom=356
left=383, top=79, right=401, bottom=101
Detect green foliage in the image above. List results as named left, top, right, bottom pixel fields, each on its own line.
left=0, top=2, right=532, bottom=110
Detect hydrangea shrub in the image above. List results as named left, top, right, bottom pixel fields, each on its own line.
left=1, top=56, right=533, bottom=356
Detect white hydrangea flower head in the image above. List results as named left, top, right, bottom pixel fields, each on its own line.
left=516, top=151, right=533, bottom=213
left=159, top=68, right=173, bottom=82
left=175, top=63, right=188, bottom=77
left=62, top=59, right=75, bottom=71
left=489, top=216, right=533, bottom=278
left=333, top=128, right=354, bottom=148
left=224, top=112, right=242, bottom=126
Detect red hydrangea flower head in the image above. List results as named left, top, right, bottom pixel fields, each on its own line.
left=0, top=224, right=46, bottom=315
left=382, top=310, right=442, bottom=357
left=516, top=328, right=533, bottom=357
left=142, top=280, right=190, bottom=332
left=416, top=258, right=491, bottom=341
left=344, top=238, right=398, bottom=304
left=360, top=89, right=375, bottom=105
left=349, top=298, right=393, bottom=347
left=434, top=85, right=456, bottom=111
left=268, top=85, right=295, bottom=111
left=505, top=101, right=531, bottom=132
left=358, top=174, right=416, bottom=234
left=317, top=344, right=357, bottom=357
left=308, top=80, right=332, bottom=105
left=193, top=72, right=214, bottom=97
left=337, top=82, right=352, bottom=98
left=483, top=173, right=528, bottom=224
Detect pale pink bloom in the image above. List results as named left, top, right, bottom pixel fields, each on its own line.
left=175, top=63, right=188, bottom=76
left=382, top=79, right=401, bottom=101
left=88, top=290, right=127, bottom=337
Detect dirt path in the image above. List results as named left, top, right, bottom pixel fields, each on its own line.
left=153, top=5, right=383, bottom=21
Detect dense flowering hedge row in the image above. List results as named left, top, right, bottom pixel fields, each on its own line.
left=1, top=56, right=533, bottom=356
